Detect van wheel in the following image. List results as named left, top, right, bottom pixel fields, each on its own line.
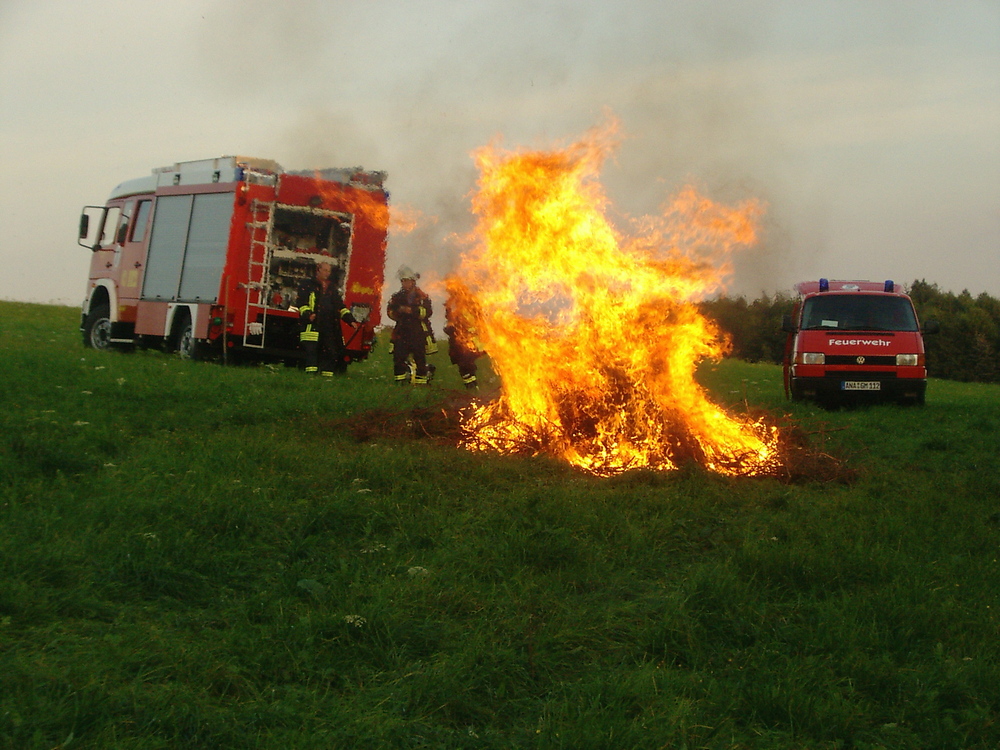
left=83, top=304, right=112, bottom=350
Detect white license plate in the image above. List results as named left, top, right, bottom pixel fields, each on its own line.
left=842, top=380, right=881, bottom=391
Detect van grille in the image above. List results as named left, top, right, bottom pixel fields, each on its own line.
left=825, top=355, right=896, bottom=366
left=824, top=371, right=897, bottom=380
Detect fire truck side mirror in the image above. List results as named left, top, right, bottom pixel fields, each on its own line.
left=78, top=206, right=106, bottom=251
left=922, top=319, right=941, bottom=335
left=781, top=314, right=797, bottom=333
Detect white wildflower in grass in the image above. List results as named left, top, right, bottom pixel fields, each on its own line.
left=116, top=378, right=126, bottom=386
left=407, top=566, right=430, bottom=578
left=361, top=543, right=387, bottom=554
left=344, top=614, right=367, bottom=628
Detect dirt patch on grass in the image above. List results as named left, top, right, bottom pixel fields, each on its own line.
left=772, top=420, right=858, bottom=484
left=326, top=393, right=475, bottom=444
left=331, top=396, right=856, bottom=485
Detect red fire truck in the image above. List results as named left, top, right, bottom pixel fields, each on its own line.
left=78, top=156, right=388, bottom=364
left=782, top=279, right=939, bottom=405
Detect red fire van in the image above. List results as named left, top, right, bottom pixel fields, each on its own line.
left=782, top=279, right=939, bottom=405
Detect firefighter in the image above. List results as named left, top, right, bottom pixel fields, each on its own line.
left=386, top=265, right=433, bottom=385
left=444, top=295, right=482, bottom=389
left=296, top=261, right=357, bottom=376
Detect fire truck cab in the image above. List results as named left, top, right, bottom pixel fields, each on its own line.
left=78, top=156, right=388, bottom=365
left=782, top=279, right=939, bottom=405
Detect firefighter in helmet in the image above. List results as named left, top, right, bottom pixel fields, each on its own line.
left=386, top=265, right=433, bottom=385
left=444, top=294, right=482, bottom=389
left=296, top=261, right=357, bottom=376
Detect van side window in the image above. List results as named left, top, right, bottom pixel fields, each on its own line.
left=131, top=200, right=152, bottom=243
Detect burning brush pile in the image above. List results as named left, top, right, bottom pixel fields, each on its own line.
left=445, top=123, right=783, bottom=478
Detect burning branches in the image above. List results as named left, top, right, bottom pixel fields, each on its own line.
left=448, top=122, right=783, bottom=477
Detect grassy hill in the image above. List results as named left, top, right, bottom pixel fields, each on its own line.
left=1, top=300, right=998, bottom=749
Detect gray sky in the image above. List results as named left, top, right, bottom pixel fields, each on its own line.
left=2, top=0, right=998, bottom=307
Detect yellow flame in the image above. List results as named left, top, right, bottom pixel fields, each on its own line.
left=449, top=122, right=780, bottom=477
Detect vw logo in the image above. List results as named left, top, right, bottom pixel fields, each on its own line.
left=856, top=356, right=865, bottom=364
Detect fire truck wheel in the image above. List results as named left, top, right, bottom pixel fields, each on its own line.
left=174, top=316, right=203, bottom=361
left=83, top=304, right=113, bottom=350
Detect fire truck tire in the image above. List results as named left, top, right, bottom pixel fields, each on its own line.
left=83, top=304, right=113, bottom=350
left=174, top=315, right=203, bottom=361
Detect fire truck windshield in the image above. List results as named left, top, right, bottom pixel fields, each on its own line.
left=801, top=294, right=919, bottom=332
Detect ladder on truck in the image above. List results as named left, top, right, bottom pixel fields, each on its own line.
left=242, top=197, right=275, bottom=349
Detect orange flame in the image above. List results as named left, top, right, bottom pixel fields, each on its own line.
left=388, top=204, right=427, bottom=236
left=449, top=123, right=780, bottom=477
left=311, top=173, right=391, bottom=232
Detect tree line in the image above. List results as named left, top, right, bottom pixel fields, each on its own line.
left=697, top=280, right=1000, bottom=384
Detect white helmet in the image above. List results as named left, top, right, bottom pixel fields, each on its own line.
left=397, top=265, right=419, bottom=281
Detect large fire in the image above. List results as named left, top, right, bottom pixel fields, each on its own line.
left=447, top=123, right=781, bottom=477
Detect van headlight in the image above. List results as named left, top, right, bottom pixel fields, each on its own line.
left=800, top=352, right=825, bottom=365
left=896, top=354, right=919, bottom=366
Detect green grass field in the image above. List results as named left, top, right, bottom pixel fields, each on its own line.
left=2, top=300, right=998, bottom=749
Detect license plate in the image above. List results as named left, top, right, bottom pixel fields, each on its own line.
left=842, top=380, right=881, bottom=391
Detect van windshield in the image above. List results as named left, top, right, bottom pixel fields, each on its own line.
left=801, top=295, right=918, bottom=332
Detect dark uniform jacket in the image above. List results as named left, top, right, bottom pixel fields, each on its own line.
left=387, top=287, right=432, bottom=344
left=296, top=277, right=355, bottom=342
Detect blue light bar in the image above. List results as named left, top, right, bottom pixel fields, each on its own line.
left=884, top=280, right=894, bottom=292
left=819, top=278, right=829, bottom=292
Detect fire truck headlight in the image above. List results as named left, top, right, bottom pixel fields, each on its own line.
left=801, top=352, right=825, bottom=365
left=351, top=303, right=371, bottom=323
left=896, top=354, right=919, bottom=366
